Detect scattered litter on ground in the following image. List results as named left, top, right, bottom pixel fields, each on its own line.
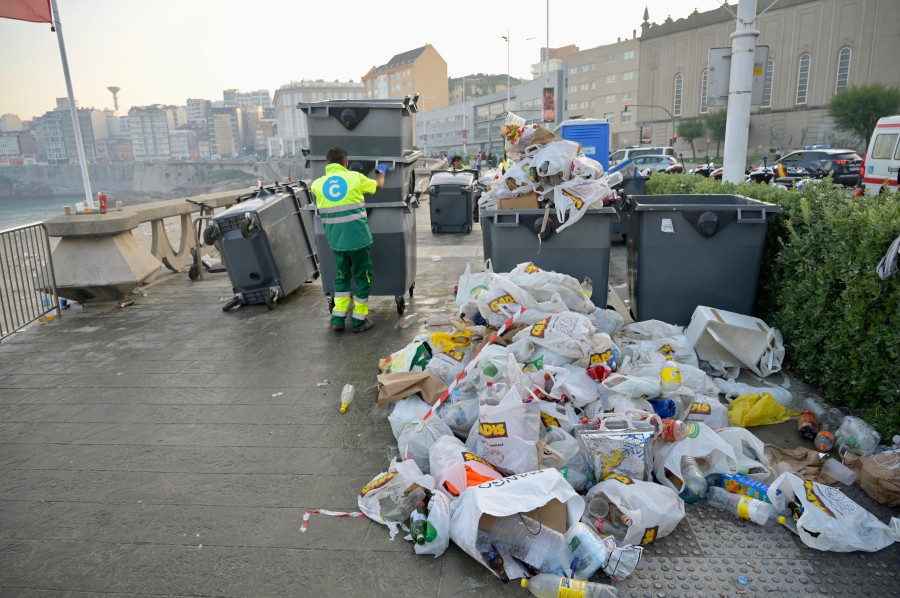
left=344, top=258, right=899, bottom=588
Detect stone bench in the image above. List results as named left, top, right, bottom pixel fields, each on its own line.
left=44, top=189, right=250, bottom=302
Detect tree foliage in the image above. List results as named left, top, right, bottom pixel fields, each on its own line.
left=704, top=109, right=728, bottom=157
left=828, top=83, right=900, bottom=147
left=677, top=118, right=706, bottom=159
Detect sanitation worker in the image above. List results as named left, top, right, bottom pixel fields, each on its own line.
left=450, top=155, right=465, bottom=170
left=311, top=147, right=387, bottom=332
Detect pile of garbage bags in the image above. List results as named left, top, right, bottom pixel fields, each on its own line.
left=361, top=261, right=900, bottom=584
left=476, top=112, right=624, bottom=235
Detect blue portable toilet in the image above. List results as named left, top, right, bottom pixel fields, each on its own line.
left=559, top=118, right=610, bottom=170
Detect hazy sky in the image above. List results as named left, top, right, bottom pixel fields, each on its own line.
left=1, top=0, right=726, bottom=120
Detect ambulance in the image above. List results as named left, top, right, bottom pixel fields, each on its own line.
left=860, top=115, right=900, bottom=194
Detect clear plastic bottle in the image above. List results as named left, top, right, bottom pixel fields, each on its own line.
left=660, top=355, right=682, bottom=393
left=339, top=384, right=355, bottom=414
left=814, top=408, right=845, bottom=452
left=488, top=514, right=570, bottom=574
left=835, top=416, right=882, bottom=456
left=396, top=312, right=420, bottom=328
left=564, top=522, right=614, bottom=580
left=657, top=418, right=686, bottom=442
left=521, top=573, right=618, bottom=598
left=481, top=380, right=505, bottom=405
left=706, top=487, right=779, bottom=526
left=680, top=455, right=708, bottom=497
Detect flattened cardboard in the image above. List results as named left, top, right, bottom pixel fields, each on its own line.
left=499, top=193, right=540, bottom=210
left=477, top=497, right=567, bottom=534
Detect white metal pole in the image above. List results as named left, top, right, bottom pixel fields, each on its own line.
left=723, top=0, right=759, bottom=183
left=50, top=0, right=94, bottom=208
left=506, top=31, right=511, bottom=109
left=423, top=97, right=427, bottom=158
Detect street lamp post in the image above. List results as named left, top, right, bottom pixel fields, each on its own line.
left=501, top=33, right=535, bottom=111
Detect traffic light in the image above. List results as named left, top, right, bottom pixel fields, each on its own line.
left=624, top=102, right=629, bottom=112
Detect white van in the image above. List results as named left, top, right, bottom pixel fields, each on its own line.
left=609, top=146, right=676, bottom=167
left=861, top=115, right=900, bottom=194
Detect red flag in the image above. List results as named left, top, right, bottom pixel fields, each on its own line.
left=0, top=0, right=52, bottom=23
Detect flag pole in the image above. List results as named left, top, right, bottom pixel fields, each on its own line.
left=49, top=0, right=94, bottom=209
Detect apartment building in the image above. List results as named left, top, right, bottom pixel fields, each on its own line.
left=566, top=38, right=641, bottom=149
left=128, top=105, right=173, bottom=161
left=362, top=44, right=448, bottom=109
left=186, top=99, right=211, bottom=125
left=206, top=107, right=243, bottom=158
left=35, top=108, right=108, bottom=163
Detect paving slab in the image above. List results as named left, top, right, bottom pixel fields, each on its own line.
left=0, top=199, right=897, bottom=597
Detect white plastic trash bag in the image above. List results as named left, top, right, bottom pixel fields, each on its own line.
left=543, top=425, right=592, bottom=491
left=586, top=475, right=686, bottom=546
left=456, top=262, right=493, bottom=306
left=716, top=426, right=775, bottom=483
left=466, top=385, right=541, bottom=473
left=588, top=308, right=625, bottom=336
left=553, top=177, right=612, bottom=233
left=358, top=458, right=436, bottom=539
left=512, top=312, right=595, bottom=362
left=388, top=395, right=433, bottom=440
left=425, top=346, right=472, bottom=386
left=571, top=155, right=604, bottom=180
left=577, top=415, right=656, bottom=482
left=651, top=422, right=737, bottom=494
left=439, top=396, right=480, bottom=438
left=531, top=139, right=581, bottom=183
left=449, top=468, right=585, bottom=580
left=503, top=262, right=595, bottom=314
left=619, top=319, right=684, bottom=342
left=768, top=472, right=899, bottom=552
left=684, top=398, right=731, bottom=430
left=380, top=335, right=432, bottom=373
left=398, top=412, right=455, bottom=474
left=413, top=491, right=452, bottom=557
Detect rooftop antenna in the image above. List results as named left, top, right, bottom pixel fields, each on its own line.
left=107, top=86, right=121, bottom=112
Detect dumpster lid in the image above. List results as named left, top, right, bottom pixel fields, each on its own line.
left=298, top=97, right=418, bottom=115
left=628, top=194, right=782, bottom=212
left=430, top=171, right=477, bottom=185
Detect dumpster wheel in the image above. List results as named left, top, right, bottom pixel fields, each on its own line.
left=222, top=296, right=244, bottom=312
left=188, top=262, right=201, bottom=281
left=396, top=296, right=406, bottom=315
left=327, top=297, right=335, bottom=313
left=408, top=283, right=415, bottom=298
left=265, top=288, right=280, bottom=310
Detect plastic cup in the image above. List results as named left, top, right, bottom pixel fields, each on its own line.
left=822, top=457, right=857, bottom=485
left=588, top=497, right=610, bottom=519
left=38, top=317, right=46, bottom=324
left=63, top=206, right=72, bottom=216
left=46, top=315, right=55, bottom=322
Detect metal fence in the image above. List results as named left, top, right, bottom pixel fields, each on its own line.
left=0, top=222, right=60, bottom=341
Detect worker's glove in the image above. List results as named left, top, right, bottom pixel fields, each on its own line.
left=375, top=163, right=390, bottom=176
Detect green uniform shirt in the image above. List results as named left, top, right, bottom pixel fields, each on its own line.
left=310, top=163, right=377, bottom=252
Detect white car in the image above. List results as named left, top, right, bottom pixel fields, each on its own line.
left=860, top=115, right=900, bottom=194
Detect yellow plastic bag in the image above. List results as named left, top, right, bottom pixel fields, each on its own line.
left=430, top=329, right=474, bottom=353
left=728, top=392, right=796, bottom=427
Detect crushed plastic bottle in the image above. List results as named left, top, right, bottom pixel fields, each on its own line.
left=797, top=410, right=819, bottom=440
left=521, top=573, right=618, bottom=598
left=339, top=384, right=355, bottom=414
left=487, top=514, right=570, bottom=575
left=396, top=312, right=420, bottom=328
left=835, top=416, right=882, bottom=457
left=706, top=486, right=779, bottom=526
left=814, top=408, right=845, bottom=452
left=680, top=455, right=708, bottom=497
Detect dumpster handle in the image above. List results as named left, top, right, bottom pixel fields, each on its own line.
left=737, top=208, right=767, bottom=223
left=492, top=212, right=522, bottom=227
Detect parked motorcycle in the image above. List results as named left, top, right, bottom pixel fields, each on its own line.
left=691, top=162, right=716, bottom=177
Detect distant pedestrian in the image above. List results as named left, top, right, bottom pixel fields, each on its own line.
left=476, top=155, right=482, bottom=170
left=776, top=147, right=783, bottom=160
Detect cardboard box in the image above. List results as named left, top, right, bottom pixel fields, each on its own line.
left=498, top=193, right=540, bottom=210
left=477, top=497, right=568, bottom=534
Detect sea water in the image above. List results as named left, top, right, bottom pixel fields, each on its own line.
left=0, top=195, right=83, bottom=231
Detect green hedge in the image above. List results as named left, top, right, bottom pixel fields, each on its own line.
left=645, top=173, right=900, bottom=439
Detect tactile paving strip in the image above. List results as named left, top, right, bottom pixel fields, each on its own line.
left=610, top=490, right=900, bottom=598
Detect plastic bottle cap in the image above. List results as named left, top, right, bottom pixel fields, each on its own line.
left=520, top=580, right=528, bottom=588
left=777, top=516, right=786, bottom=524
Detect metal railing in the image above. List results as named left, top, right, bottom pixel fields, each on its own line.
left=0, top=222, right=60, bottom=341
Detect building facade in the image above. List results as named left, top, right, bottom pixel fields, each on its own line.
left=637, top=0, right=900, bottom=153
left=566, top=38, right=641, bottom=149
left=362, top=45, right=449, bottom=110
left=35, top=108, right=108, bottom=164
left=206, top=107, right=243, bottom=158
left=186, top=99, right=211, bottom=125
left=128, top=106, right=174, bottom=161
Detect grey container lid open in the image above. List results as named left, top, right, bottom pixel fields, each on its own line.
left=626, top=194, right=782, bottom=326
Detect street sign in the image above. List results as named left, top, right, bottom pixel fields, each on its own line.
left=707, top=45, right=769, bottom=107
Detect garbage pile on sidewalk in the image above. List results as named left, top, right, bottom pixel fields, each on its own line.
left=475, top=112, right=623, bottom=235
left=359, top=261, right=900, bottom=593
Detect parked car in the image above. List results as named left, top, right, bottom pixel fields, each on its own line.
left=609, top=146, right=676, bottom=167
left=632, top=155, right=681, bottom=172
left=774, top=147, right=862, bottom=187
